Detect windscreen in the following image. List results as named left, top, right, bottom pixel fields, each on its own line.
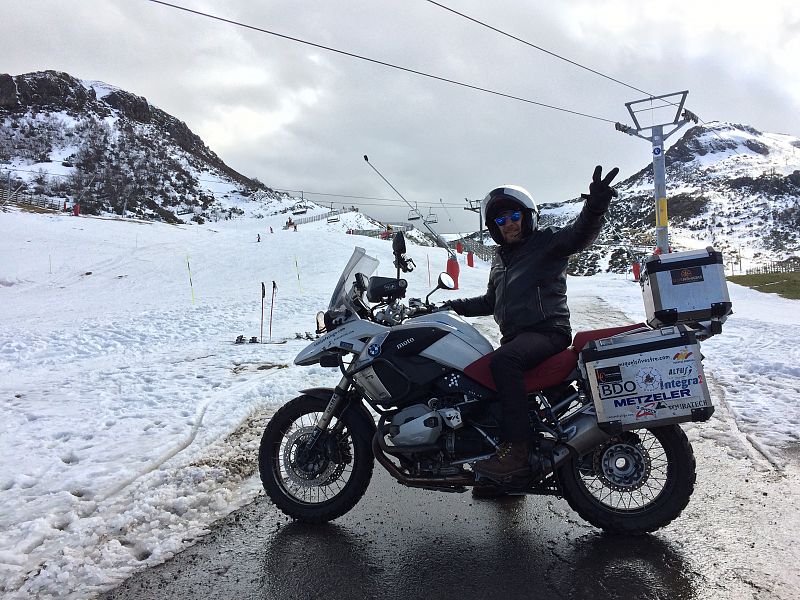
left=328, top=247, right=379, bottom=312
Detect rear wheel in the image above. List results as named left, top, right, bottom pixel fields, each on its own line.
left=259, top=395, right=374, bottom=522
left=558, top=425, right=696, bottom=534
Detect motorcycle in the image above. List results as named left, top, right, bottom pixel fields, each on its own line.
left=258, top=233, right=717, bottom=534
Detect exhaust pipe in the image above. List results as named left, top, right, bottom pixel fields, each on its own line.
left=550, top=411, right=612, bottom=470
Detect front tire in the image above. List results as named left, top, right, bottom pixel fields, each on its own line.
left=259, top=395, right=374, bottom=523
left=558, top=425, right=696, bottom=534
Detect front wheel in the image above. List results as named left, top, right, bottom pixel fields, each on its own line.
left=558, top=425, right=696, bottom=534
left=259, top=395, right=374, bottom=523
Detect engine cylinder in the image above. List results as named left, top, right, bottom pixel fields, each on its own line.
left=388, top=405, right=442, bottom=446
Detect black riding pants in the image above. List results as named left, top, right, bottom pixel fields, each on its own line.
left=489, top=330, right=572, bottom=443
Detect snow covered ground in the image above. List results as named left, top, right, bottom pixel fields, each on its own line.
left=1, top=207, right=798, bottom=598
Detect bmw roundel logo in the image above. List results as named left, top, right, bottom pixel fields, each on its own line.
left=368, top=343, right=381, bottom=357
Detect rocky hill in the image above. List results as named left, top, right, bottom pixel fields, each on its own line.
left=537, top=122, right=800, bottom=274
left=2, top=72, right=798, bottom=272
left=0, top=70, right=310, bottom=223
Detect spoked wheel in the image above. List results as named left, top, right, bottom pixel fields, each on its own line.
left=558, top=425, right=696, bottom=534
left=259, top=395, right=374, bottom=523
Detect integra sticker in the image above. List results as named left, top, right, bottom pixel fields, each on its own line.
left=670, top=266, right=704, bottom=285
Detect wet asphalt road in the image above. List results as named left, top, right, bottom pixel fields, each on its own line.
left=104, top=467, right=697, bottom=600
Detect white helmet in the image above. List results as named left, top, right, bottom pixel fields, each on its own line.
left=482, top=185, right=539, bottom=244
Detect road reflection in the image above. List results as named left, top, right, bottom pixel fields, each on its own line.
left=262, top=506, right=696, bottom=600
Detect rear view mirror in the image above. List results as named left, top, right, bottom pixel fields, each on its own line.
left=438, top=273, right=455, bottom=290
left=426, top=272, right=455, bottom=304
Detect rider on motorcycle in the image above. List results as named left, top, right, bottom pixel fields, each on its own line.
left=444, top=166, right=619, bottom=483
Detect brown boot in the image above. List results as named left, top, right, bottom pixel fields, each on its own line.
left=474, top=441, right=531, bottom=482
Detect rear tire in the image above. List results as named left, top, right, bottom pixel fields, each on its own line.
left=558, top=425, right=696, bottom=534
left=259, top=395, right=374, bottom=523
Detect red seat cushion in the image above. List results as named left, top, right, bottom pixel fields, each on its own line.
left=463, top=323, right=646, bottom=392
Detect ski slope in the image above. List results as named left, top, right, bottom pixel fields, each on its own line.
left=1, top=208, right=798, bottom=598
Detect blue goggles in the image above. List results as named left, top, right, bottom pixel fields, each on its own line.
left=494, top=211, right=522, bottom=226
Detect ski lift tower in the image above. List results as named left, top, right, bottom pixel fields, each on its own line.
left=615, top=91, right=698, bottom=254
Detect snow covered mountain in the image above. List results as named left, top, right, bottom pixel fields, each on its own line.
left=0, top=70, right=314, bottom=223
left=2, top=71, right=798, bottom=270
left=541, top=122, right=800, bottom=274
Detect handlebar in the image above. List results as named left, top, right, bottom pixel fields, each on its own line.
left=405, top=299, right=450, bottom=317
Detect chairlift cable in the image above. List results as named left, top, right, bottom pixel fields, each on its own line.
left=144, top=0, right=617, bottom=124
left=424, top=0, right=656, bottom=98
left=423, top=0, right=729, bottom=127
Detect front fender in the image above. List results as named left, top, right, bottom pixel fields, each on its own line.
left=299, top=387, right=377, bottom=441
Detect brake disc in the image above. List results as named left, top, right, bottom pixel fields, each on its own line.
left=282, top=426, right=339, bottom=488
left=592, top=432, right=652, bottom=492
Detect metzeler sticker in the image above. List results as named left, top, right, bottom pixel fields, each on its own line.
left=613, top=388, right=692, bottom=407
left=670, top=266, right=704, bottom=285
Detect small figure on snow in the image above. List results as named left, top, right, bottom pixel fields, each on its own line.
left=257, top=234, right=261, bottom=242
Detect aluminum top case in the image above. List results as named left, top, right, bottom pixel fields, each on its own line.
left=579, top=325, right=714, bottom=434
left=640, top=247, right=732, bottom=334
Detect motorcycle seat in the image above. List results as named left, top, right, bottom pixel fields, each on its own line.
left=463, top=323, right=646, bottom=392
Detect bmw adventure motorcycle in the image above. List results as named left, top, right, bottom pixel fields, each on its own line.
left=259, top=234, right=718, bottom=534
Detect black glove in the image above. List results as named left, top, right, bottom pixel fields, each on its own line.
left=434, top=301, right=454, bottom=313
left=581, top=165, right=619, bottom=212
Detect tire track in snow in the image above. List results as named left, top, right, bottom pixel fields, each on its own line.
left=96, top=372, right=269, bottom=502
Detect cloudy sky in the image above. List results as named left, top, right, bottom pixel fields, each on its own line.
left=4, top=0, right=799, bottom=231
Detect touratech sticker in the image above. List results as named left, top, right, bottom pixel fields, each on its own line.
left=670, top=266, right=704, bottom=285
left=635, top=367, right=663, bottom=391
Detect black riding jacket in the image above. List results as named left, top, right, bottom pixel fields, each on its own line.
left=448, top=198, right=608, bottom=343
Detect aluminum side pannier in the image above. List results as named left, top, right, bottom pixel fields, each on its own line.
left=580, top=325, right=714, bottom=433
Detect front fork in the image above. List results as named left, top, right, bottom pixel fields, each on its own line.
left=306, top=376, right=350, bottom=449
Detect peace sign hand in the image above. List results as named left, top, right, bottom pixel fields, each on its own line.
left=582, top=165, right=620, bottom=210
